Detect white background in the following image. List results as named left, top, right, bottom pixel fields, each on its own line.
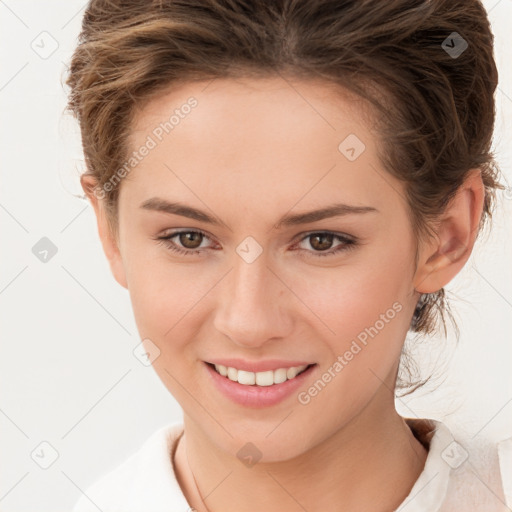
left=0, top=1, right=511, bottom=510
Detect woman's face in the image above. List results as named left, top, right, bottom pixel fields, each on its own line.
left=113, top=77, right=421, bottom=461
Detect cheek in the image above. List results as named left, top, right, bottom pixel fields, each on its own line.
left=126, top=261, right=211, bottom=401
left=290, top=254, right=413, bottom=429
left=124, top=246, right=219, bottom=365
left=291, top=243, right=414, bottom=377
left=128, top=268, right=200, bottom=338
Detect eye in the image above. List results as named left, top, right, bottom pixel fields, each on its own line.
left=293, top=232, right=357, bottom=258
left=155, top=229, right=214, bottom=256
left=155, top=229, right=358, bottom=258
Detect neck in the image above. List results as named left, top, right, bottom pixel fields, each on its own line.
left=174, top=389, right=428, bottom=512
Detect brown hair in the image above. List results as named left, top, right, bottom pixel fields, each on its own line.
left=65, top=0, right=504, bottom=347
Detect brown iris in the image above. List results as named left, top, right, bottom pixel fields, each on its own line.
left=309, top=233, right=334, bottom=251
left=179, top=232, right=203, bottom=249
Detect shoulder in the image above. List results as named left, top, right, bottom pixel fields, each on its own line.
left=439, top=424, right=511, bottom=512
left=400, top=418, right=511, bottom=512
left=72, top=422, right=190, bottom=512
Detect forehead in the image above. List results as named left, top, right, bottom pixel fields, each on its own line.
left=124, top=76, right=403, bottom=219
left=131, top=76, right=373, bottom=152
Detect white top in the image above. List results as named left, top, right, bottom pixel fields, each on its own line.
left=72, top=419, right=511, bottom=512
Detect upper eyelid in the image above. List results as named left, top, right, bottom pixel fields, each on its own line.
left=290, top=230, right=355, bottom=243
left=161, top=228, right=215, bottom=245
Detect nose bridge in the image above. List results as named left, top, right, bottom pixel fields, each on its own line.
left=239, top=255, right=273, bottom=301
left=213, top=253, right=291, bottom=347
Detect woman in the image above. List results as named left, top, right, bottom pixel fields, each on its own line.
left=66, top=0, right=509, bottom=510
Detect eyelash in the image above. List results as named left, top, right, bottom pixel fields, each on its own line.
left=155, top=229, right=358, bottom=258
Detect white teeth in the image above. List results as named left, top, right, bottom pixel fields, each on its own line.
left=274, top=368, right=288, bottom=384
left=237, top=370, right=255, bottom=385
left=287, top=367, right=300, bottom=379
left=213, top=364, right=309, bottom=386
left=227, top=367, right=238, bottom=381
left=216, top=364, right=228, bottom=377
left=255, top=370, right=274, bottom=386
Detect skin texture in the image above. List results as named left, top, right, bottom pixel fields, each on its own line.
left=83, top=76, right=484, bottom=511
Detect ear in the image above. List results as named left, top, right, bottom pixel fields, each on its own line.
left=413, top=168, right=485, bottom=294
left=81, top=175, right=128, bottom=289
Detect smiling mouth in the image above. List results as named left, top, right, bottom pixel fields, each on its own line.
left=206, top=362, right=315, bottom=386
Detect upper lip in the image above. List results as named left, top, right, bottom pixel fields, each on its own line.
left=205, top=358, right=315, bottom=373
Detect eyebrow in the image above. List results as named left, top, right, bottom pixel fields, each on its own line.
left=140, top=197, right=378, bottom=228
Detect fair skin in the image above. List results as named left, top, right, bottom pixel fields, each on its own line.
left=83, top=76, right=484, bottom=512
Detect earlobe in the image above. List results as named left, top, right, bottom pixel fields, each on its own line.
left=81, top=175, right=129, bottom=290
left=413, top=169, right=485, bottom=294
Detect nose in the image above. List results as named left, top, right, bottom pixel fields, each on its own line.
left=213, top=254, right=294, bottom=349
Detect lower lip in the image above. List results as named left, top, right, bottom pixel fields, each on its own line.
left=204, top=362, right=316, bottom=408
